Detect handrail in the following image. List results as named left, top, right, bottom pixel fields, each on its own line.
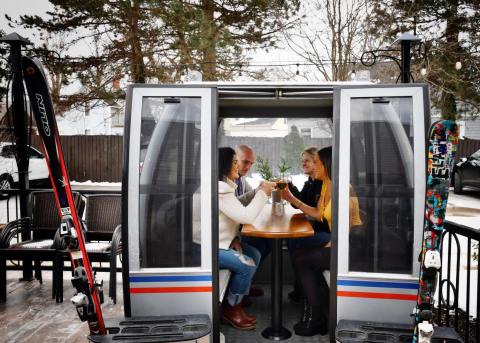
left=445, top=220, right=480, bottom=241
left=438, top=220, right=479, bottom=343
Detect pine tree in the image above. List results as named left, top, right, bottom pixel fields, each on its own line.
left=369, top=0, right=480, bottom=119
left=9, top=0, right=300, bottom=109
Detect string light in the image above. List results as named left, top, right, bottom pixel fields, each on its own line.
left=455, top=61, right=462, bottom=70
left=296, top=63, right=300, bottom=75
left=420, top=65, right=427, bottom=76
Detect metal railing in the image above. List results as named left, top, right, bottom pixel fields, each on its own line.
left=437, top=220, right=480, bottom=343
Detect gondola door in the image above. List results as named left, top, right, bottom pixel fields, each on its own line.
left=123, top=85, right=217, bottom=318
left=331, top=85, right=430, bottom=330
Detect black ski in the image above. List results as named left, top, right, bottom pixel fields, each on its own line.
left=22, top=56, right=106, bottom=335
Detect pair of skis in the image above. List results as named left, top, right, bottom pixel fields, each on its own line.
left=22, top=56, right=106, bottom=335
left=413, top=120, right=458, bottom=343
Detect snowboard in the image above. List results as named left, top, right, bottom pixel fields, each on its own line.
left=413, top=120, right=458, bottom=343
left=22, top=56, right=106, bottom=335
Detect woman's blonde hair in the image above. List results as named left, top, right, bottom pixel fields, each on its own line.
left=302, top=146, right=318, bottom=160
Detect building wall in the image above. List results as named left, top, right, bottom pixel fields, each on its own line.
left=56, top=103, right=124, bottom=136
left=464, top=118, right=480, bottom=140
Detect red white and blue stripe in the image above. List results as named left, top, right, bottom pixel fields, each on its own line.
left=129, top=274, right=213, bottom=294
left=337, top=279, right=419, bottom=301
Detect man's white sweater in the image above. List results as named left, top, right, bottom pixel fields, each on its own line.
left=218, top=179, right=268, bottom=250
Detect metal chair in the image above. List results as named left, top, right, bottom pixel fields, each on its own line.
left=0, top=190, right=85, bottom=303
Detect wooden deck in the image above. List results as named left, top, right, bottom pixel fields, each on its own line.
left=0, top=270, right=123, bottom=342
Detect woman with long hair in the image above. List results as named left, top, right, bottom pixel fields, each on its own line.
left=286, top=146, right=327, bottom=302
left=282, top=146, right=362, bottom=336
left=218, top=147, right=276, bottom=330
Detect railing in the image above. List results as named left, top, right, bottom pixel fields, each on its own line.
left=437, top=220, right=480, bottom=343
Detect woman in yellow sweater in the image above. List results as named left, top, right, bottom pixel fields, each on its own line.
left=282, top=146, right=361, bottom=336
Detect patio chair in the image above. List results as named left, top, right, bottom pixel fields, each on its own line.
left=0, top=190, right=85, bottom=303
left=56, top=194, right=122, bottom=303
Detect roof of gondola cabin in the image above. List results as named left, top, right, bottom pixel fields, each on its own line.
left=129, top=81, right=373, bottom=118
left=200, top=81, right=374, bottom=118
left=184, top=80, right=372, bottom=89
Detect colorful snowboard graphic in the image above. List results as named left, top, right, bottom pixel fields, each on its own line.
left=22, top=56, right=106, bottom=335
left=413, top=120, right=458, bottom=343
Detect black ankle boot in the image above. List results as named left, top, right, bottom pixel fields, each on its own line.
left=293, top=298, right=310, bottom=331
left=288, top=279, right=304, bottom=303
left=294, top=305, right=328, bottom=336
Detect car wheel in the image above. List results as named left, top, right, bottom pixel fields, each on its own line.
left=453, top=172, right=463, bottom=194
left=0, top=175, right=13, bottom=200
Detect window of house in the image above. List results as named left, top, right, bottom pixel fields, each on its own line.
left=111, top=107, right=125, bottom=127
left=300, top=128, right=312, bottom=137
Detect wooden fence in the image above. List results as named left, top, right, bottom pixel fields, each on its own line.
left=28, top=135, right=331, bottom=182
left=29, top=134, right=478, bottom=182
left=32, top=136, right=480, bottom=182
left=457, top=137, right=480, bottom=160
left=31, top=135, right=123, bottom=182
left=220, top=136, right=332, bottom=173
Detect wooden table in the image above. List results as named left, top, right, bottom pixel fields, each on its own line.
left=243, top=203, right=314, bottom=340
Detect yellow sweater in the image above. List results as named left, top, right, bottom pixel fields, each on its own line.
left=320, top=183, right=362, bottom=230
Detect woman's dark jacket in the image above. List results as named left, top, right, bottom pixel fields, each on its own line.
left=289, top=177, right=329, bottom=233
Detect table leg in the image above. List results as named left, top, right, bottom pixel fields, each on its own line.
left=262, top=238, right=291, bottom=340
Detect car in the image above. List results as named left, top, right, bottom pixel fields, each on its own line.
left=0, top=142, right=50, bottom=199
left=452, top=148, right=480, bottom=194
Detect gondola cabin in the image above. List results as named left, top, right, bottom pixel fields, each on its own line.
left=121, top=83, right=431, bottom=342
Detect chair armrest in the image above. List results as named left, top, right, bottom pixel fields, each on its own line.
left=81, top=219, right=89, bottom=233
left=0, top=217, right=31, bottom=248
left=111, top=225, right=122, bottom=254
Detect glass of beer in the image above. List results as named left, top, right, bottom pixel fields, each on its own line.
left=276, top=179, right=287, bottom=190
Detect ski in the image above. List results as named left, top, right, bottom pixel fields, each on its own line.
left=22, top=56, right=106, bottom=336
left=413, top=120, right=458, bottom=343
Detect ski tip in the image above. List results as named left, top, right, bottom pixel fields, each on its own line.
left=21, top=55, right=48, bottom=80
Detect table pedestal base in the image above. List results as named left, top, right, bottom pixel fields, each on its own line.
left=262, top=327, right=292, bottom=341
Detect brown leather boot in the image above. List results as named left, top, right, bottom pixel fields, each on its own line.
left=222, top=303, right=256, bottom=330
left=244, top=310, right=257, bottom=324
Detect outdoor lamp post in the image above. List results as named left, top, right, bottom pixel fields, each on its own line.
left=360, top=32, right=423, bottom=84
left=0, top=32, right=33, bottom=280
left=395, top=33, right=421, bottom=83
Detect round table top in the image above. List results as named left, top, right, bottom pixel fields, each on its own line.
left=242, top=203, right=314, bottom=239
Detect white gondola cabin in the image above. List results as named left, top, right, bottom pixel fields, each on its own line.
left=121, top=82, right=432, bottom=342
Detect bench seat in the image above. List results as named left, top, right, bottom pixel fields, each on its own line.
left=219, top=269, right=231, bottom=302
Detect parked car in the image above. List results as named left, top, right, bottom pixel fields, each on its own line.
left=452, top=149, right=480, bottom=194
left=0, top=142, right=50, bottom=199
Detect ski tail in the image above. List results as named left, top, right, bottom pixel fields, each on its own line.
left=413, top=120, right=458, bottom=343
left=22, top=56, right=106, bottom=336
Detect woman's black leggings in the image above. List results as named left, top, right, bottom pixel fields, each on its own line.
left=291, top=246, right=331, bottom=308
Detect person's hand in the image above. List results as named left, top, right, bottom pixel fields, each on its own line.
left=282, top=185, right=295, bottom=203
left=230, top=238, right=242, bottom=253
left=260, top=181, right=276, bottom=196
